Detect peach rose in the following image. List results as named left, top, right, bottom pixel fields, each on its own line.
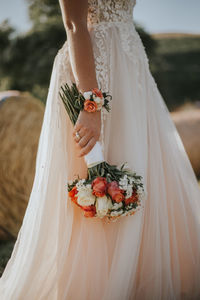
left=92, top=177, right=107, bottom=197
left=81, top=205, right=96, bottom=217
left=92, top=88, right=103, bottom=98
left=84, top=100, right=98, bottom=112
left=124, top=192, right=138, bottom=205
left=107, top=181, right=125, bottom=203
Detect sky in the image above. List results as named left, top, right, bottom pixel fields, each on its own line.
left=0, top=0, right=200, bottom=35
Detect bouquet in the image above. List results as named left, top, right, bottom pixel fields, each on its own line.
left=59, top=83, right=146, bottom=222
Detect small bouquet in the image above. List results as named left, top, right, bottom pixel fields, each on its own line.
left=67, top=164, right=145, bottom=222
left=59, top=83, right=146, bottom=222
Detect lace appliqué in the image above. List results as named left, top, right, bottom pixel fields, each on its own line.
left=87, top=0, right=136, bottom=25
left=89, top=25, right=110, bottom=152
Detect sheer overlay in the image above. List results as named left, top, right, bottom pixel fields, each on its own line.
left=1, top=0, right=200, bottom=299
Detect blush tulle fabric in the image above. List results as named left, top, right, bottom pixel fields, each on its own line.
left=1, top=0, right=200, bottom=299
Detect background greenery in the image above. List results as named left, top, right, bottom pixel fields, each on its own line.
left=0, top=0, right=199, bottom=110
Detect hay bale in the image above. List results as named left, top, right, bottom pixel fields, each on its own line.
left=0, top=92, right=44, bottom=240
left=171, top=107, right=200, bottom=177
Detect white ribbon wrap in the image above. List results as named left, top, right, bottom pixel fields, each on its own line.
left=84, top=141, right=104, bottom=168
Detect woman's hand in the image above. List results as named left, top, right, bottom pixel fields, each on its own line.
left=73, top=110, right=101, bottom=157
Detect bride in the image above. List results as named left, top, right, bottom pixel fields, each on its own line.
left=1, top=0, right=200, bottom=299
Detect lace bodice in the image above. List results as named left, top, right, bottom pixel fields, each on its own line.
left=87, top=0, right=136, bottom=25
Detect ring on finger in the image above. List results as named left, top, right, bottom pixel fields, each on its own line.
left=75, top=131, right=81, bottom=141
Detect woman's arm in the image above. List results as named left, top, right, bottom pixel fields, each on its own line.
left=59, top=0, right=101, bottom=157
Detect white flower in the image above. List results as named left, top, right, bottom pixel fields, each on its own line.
left=110, top=209, right=123, bottom=217
left=119, top=175, right=134, bottom=199
left=119, top=175, right=128, bottom=188
left=94, top=96, right=101, bottom=103
left=121, top=211, right=128, bottom=217
left=77, top=186, right=95, bottom=206
left=94, top=96, right=104, bottom=110
left=95, top=196, right=112, bottom=218
left=128, top=177, right=134, bottom=185
left=112, top=202, right=123, bottom=210
left=83, top=91, right=92, bottom=99
left=125, top=185, right=133, bottom=199
left=76, top=179, right=86, bottom=191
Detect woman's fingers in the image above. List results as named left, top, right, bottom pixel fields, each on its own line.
left=72, top=110, right=101, bottom=156
left=79, top=137, right=96, bottom=157
left=73, top=122, right=82, bottom=134
left=78, top=133, right=92, bottom=148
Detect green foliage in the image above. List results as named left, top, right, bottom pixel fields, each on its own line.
left=134, top=22, right=158, bottom=58
left=0, top=0, right=66, bottom=102
left=0, top=20, right=14, bottom=51
left=150, top=36, right=200, bottom=110
left=0, top=23, right=66, bottom=101
left=27, top=0, right=62, bottom=28
left=0, top=20, right=15, bottom=90
left=0, top=240, right=15, bottom=277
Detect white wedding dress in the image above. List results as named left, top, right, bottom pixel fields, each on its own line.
left=1, top=0, right=200, bottom=299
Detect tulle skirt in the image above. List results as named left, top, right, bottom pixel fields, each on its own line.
left=0, top=21, right=200, bottom=300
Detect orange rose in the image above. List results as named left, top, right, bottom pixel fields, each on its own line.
left=92, top=177, right=107, bottom=197
left=107, top=181, right=125, bottom=203
left=84, top=100, right=98, bottom=112
left=68, top=186, right=78, bottom=198
left=81, top=205, right=96, bottom=217
left=68, top=186, right=80, bottom=206
left=92, top=88, right=103, bottom=98
left=124, top=192, right=138, bottom=205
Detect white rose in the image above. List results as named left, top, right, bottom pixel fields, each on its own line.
left=77, top=187, right=96, bottom=206
left=83, top=91, right=92, bottom=99
left=95, top=196, right=112, bottom=218
left=94, top=96, right=101, bottom=103
left=94, top=97, right=104, bottom=110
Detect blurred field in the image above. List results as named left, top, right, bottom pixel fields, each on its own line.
left=171, top=102, right=200, bottom=177
left=0, top=93, right=44, bottom=240
left=150, top=33, right=200, bottom=110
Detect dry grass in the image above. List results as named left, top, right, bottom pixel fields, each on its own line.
left=151, top=33, right=200, bottom=39
left=0, top=93, right=44, bottom=240
left=171, top=103, right=200, bottom=177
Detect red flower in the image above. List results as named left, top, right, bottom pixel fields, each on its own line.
left=68, top=186, right=78, bottom=204
left=107, top=181, right=124, bottom=203
left=81, top=205, right=96, bottom=217
left=68, top=186, right=78, bottom=198
left=92, top=88, right=103, bottom=98
left=84, top=100, right=98, bottom=112
left=124, top=192, right=138, bottom=205
left=92, top=177, right=107, bottom=197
